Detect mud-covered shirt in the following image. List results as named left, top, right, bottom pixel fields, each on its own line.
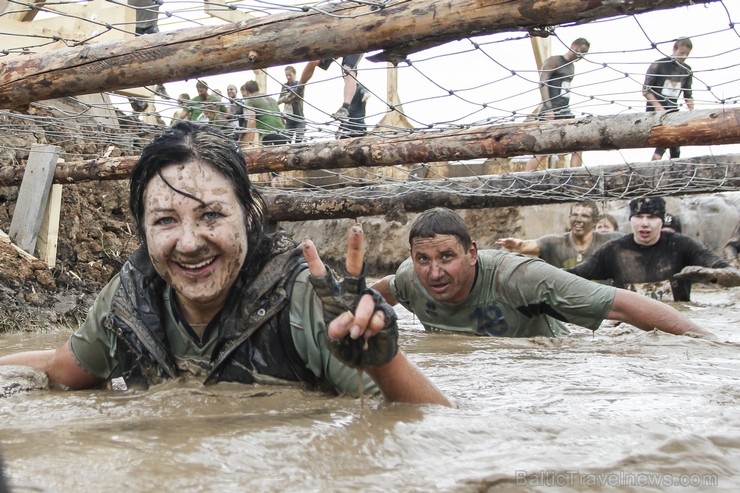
left=567, top=232, right=728, bottom=301
left=537, top=231, right=622, bottom=269
left=389, top=250, right=616, bottom=337
left=69, top=269, right=375, bottom=395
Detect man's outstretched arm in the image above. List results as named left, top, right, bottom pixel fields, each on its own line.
left=607, top=289, right=714, bottom=338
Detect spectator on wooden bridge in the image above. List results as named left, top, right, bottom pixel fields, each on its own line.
left=277, top=66, right=306, bottom=143
left=300, top=54, right=364, bottom=121
left=238, top=80, right=287, bottom=146
left=643, top=37, right=694, bottom=161
left=171, top=93, right=192, bottom=123
left=128, top=0, right=160, bottom=35
left=336, top=69, right=370, bottom=139
left=188, top=81, right=226, bottom=122
left=526, top=38, right=590, bottom=171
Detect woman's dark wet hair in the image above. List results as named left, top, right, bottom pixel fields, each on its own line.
left=409, top=207, right=473, bottom=250
left=130, top=121, right=268, bottom=270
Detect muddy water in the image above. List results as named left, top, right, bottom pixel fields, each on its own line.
left=1, top=286, right=740, bottom=492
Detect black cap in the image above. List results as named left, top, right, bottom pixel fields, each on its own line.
left=629, top=197, right=666, bottom=222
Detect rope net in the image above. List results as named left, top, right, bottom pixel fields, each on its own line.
left=1, top=0, right=739, bottom=210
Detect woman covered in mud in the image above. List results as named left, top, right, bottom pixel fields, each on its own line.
left=0, top=122, right=449, bottom=406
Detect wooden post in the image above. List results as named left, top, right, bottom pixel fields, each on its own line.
left=35, top=184, right=63, bottom=268
left=9, top=144, right=60, bottom=255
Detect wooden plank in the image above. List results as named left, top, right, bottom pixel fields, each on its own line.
left=35, top=183, right=62, bottom=268
left=530, top=37, right=551, bottom=73
left=9, top=144, right=60, bottom=254
left=0, top=228, right=38, bottom=262
left=1, top=0, right=45, bottom=22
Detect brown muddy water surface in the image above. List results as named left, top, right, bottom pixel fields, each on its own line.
left=1, top=286, right=740, bottom=492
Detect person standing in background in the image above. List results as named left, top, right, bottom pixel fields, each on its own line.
left=643, top=37, right=694, bottom=161
left=336, top=70, right=370, bottom=139
left=526, top=38, right=590, bottom=171
left=278, top=66, right=306, bottom=143
left=188, top=81, right=225, bottom=122
left=300, top=54, right=364, bottom=120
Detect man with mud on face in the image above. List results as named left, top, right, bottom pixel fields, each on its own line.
left=568, top=197, right=739, bottom=302
left=372, top=207, right=718, bottom=339
left=496, top=201, right=621, bottom=269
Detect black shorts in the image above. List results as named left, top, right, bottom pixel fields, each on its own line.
left=318, top=53, right=363, bottom=71
left=536, top=108, right=574, bottom=121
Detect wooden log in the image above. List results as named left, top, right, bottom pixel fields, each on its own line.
left=0, top=0, right=717, bottom=109
left=1, top=108, right=736, bottom=186
left=262, top=154, right=740, bottom=221
left=245, top=108, right=740, bottom=171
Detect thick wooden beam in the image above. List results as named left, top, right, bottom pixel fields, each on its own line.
left=244, top=108, right=740, bottom=171
left=262, top=154, right=740, bottom=221
left=0, top=0, right=717, bottom=109
left=0, top=108, right=737, bottom=186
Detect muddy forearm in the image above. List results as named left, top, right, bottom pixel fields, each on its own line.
left=366, top=351, right=451, bottom=406
left=607, top=289, right=713, bottom=337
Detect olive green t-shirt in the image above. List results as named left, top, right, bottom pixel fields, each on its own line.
left=389, top=250, right=616, bottom=337
left=537, top=231, right=622, bottom=269
left=242, top=96, right=284, bottom=136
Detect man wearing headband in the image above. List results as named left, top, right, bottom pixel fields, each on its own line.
left=568, top=197, right=737, bottom=301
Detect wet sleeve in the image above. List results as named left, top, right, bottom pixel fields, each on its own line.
left=536, top=235, right=561, bottom=262
left=683, top=236, right=729, bottom=269
left=288, top=269, right=379, bottom=397
left=506, top=258, right=616, bottom=331
left=388, top=258, right=414, bottom=311
left=68, top=277, right=121, bottom=379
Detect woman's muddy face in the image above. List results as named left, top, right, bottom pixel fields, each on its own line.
left=143, top=160, right=248, bottom=320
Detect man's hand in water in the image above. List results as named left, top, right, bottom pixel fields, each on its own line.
left=302, top=224, right=398, bottom=368
left=674, top=266, right=740, bottom=287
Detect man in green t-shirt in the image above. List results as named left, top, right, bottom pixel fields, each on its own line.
left=188, top=81, right=226, bottom=122
left=238, top=80, right=287, bottom=145
left=372, top=207, right=716, bottom=339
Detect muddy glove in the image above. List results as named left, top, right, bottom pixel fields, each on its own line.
left=309, top=266, right=399, bottom=369
left=674, top=266, right=740, bottom=287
